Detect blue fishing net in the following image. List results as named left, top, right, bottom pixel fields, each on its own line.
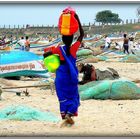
left=0, top=105, right=59, bottom=122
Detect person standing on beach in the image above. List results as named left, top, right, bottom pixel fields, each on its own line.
left=25, top=36, right=30, bottom=51
left=104, top=35, right=111, bottom=50
left=43, top=13, right=84, bottom=127
left=17, top=37, right=26, bottom=51
left=123, top=34, right=129, bottom=54
left=129, top=33, right=135, bottom=54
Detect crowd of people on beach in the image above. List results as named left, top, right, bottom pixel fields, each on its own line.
left=0, top=29, right=140, bottom=55
left=102, top=32, right=140, bottom=55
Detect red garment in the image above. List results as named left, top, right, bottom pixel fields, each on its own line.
left=25, top=40, right=30, bottom=47
left=44, top=41, right=81, bottom=60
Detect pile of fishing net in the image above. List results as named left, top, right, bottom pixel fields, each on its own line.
left=76, top=48, right=108, bottom=63
left=91, top=47, right=103, bottom=56
left=134, top=50, right=140, bottom=57
left=79, top=79, right=140, bottom=100
left=93, top=40, right=104, bottom=48
left=0, top=105, right=59, bottom=122
left=78, top=55, right=100, bottom=63
left=77, top=49, right=93, bottom=58
left=120, top=54, right=140, bottom=63
left=96, top=55, right=108, bottom=61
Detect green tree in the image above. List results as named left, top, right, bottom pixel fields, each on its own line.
left=95, top=10, right=122, bottom=25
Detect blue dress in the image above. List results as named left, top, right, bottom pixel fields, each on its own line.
left=55, top=45, right=80, bottom=119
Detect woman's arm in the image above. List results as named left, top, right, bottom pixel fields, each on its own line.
left=43, top=46, right=60, bottom=58
left=43, top=51, right=53, bottom=58
left=69, top=14, right=84, bottom=58
left=74, top=14, right=84, bottom=43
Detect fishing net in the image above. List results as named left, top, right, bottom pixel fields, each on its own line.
left=135, top=51, right=140, bottom=57
left=0, top=105, right=59, bottom=122
left=120, top=54, right=140, bottom=63
left=77, top=49, right=93, bottom=57
left=79, top=56, right=99, bottom=63
left=94, top=41, right=104, bottom=47
left=79, top=79, right=140, bottom=100
left=96, top=56, right=108, bottom=61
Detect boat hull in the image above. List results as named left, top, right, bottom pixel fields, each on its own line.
left=0, top=51, right=48, bottom=78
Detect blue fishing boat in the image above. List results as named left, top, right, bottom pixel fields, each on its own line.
left=0, top=51, right=49, bottom=78
left=14, top=38, right=62, bottom=50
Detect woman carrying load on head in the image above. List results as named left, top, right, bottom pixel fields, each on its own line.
left=43, top=13, right=84, bottom=127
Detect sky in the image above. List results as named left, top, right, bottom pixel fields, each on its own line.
left=0, top=3, right=139, bottom=27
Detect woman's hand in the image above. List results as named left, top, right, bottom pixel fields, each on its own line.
left=43, top=51, right=52, bottom=58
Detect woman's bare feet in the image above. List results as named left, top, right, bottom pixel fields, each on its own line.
left=60, top=120, right=68, bottom=128
left=65, top=114, right=75, bottom=125
left=60, top=114, right=75, bottom=128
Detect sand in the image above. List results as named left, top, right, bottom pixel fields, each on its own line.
left=0, top=61, right=140, bottom=137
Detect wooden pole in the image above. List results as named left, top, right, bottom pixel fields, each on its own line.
left=2, top=84, right=54, bottom=89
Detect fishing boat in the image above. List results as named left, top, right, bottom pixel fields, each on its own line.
left=0, top=51, right=49, bottom=78
left=1, top=38, right=61, bottom=51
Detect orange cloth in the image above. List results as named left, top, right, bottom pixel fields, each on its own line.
left=25, top=40, right=30, bottom=47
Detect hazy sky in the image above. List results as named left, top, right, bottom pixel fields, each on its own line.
left=0, top=3, right=139, bottom=27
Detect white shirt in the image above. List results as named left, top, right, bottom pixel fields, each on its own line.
left=18, top=39, right=26, bottom=46
left=105, top=37, right=111, bottom=47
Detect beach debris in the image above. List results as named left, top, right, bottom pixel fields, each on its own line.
left=0, top=105, right=59, bottom=122
left=34, top=78, right=55, bottom=94
left=23, top=88, right=30, bottom=96
left=2, top=82, right=55, bottom=96
left=16, top=92, right=21, bottom=96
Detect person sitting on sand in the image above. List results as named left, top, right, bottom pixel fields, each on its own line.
left=43, top=13, right=84, bottom=127
left=77, top=63, right=120, bottom=85
left=77, top=63, right=96, bottom=85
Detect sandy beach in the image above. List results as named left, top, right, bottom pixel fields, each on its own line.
left=0, top=61, right=140, bottom=137
left=1, top=2, right=140, bottom=138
